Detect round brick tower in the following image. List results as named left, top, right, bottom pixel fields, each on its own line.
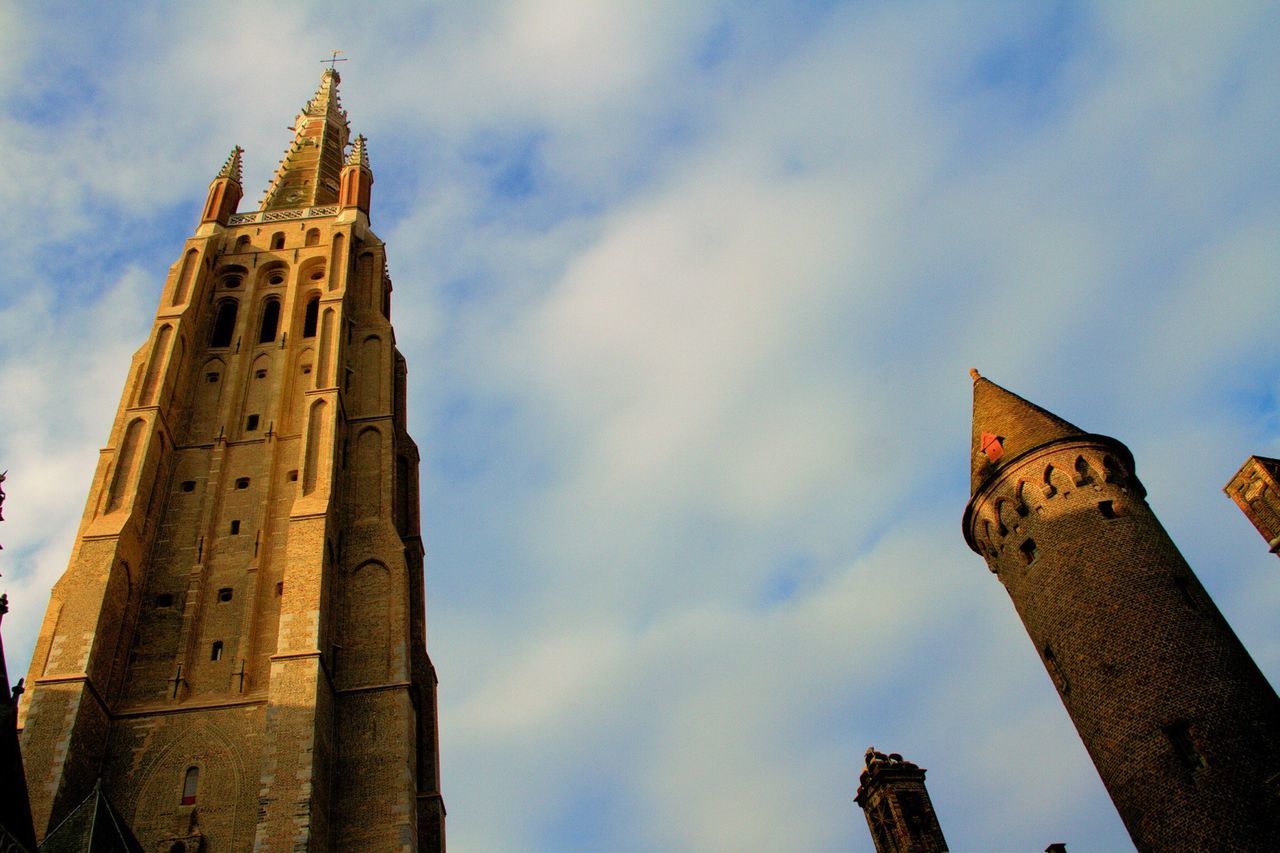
left=962, top=372, right=1280, bottom=851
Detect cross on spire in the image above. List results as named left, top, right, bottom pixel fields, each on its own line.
left=322, top=50, right=348, bottom=71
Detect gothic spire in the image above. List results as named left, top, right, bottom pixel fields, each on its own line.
left=338, top=132, right=374, bottom=214
left=217, top=146, right=244, bottom=184
left=260, top=68, right=351, bottom=211
left=969, top=370, right=1085, bottom=494
left=201, top=147, right=244, bottom=225
left=347, top=134, right=370, bottom=170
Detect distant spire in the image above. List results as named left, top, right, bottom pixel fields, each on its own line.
left=304, top=67, right=344, bottom=119
left=970, top=374, right=1085, bottom=494
left=202, top=148, right=244, bottom=225
left=217, top=146, right=244, bottom=184
left=261, top=69, right=351, bottom=211
left=339, top=133, right=374, bottom=213
left=347, top=134, right=370, bottom=170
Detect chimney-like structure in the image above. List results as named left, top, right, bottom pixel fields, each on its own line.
left=854, top=748, right=948, bottom=853
left=1224, top=454, right=1280, bottom=556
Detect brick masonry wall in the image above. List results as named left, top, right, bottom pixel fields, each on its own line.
left=967, top=437, right=1280, bottom=850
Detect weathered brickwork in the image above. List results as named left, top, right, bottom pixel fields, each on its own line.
left=17, top=70, right=445, bottom=851
left=964, top=374, right=1280, bottom=851
left=854, top=749, right=948, bottom=853
left=1225, top=454, right=1280, bottom=557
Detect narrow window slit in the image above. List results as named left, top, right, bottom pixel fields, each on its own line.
left=1044, top=644, right=1069, bottom=694
left=302, top=296, right=319, bottom=338
left=181, top=767, right=199, bottom=805
left=1165, top=720, right=1208, bottom=770
left=1173, top=576, right=1199, bottom=610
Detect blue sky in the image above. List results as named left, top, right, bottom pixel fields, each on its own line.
left=2, top=2, right=1280, bottom=850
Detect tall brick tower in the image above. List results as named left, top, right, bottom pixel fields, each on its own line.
left=16, top=69, right=445, bottom=851
left=962, top=371, right=1280, bottom=851
left=854, top=748, right=948, bottom=853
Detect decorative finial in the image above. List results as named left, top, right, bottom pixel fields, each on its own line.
left=322, top=49, right=348, bottom=72
left=217, top=146, right=244, bottom=184
left=969, top=368, right=981, bottom=383
left=346, top=134, right=370, bottom=170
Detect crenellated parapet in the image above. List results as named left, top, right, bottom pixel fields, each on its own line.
left=965, top=436, right=1145, bottom=570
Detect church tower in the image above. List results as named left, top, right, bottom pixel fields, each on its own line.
left=17, top=69, right=445, bottom=851
left=963, top=372, right=1280, bottom=851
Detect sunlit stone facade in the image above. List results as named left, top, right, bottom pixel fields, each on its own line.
left=16, top=70, right=444, bottom=852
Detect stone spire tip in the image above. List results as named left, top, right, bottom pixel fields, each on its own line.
left=969, top=368, right=981, bottom=383
left=217, top=146, right=244, bottom=184
left=346, top=134, right=370, bottom=170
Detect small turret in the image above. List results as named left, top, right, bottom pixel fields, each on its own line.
left=339, top=133, right=373, bottom=215
left=199, top=146, right=243, bottom=225
left=854, top=747, right=948, bottom=853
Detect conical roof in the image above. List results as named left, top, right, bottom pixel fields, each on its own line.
left=969, top=370, right=1085, bottom=494
left=346, top=133, right=370, bottom=170
left=216, top=146, right=244, bottom=184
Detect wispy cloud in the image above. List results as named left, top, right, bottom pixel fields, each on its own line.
left=2, top=2, right=1278, bottom=851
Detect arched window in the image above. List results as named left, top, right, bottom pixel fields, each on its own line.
left=259, top=299, right=281, bottom=343
left=181, top=766, right=199, bottom=805
left=235, top=235, right=251, bottom=252
left=302, top=295, right=320, bottom=338
left=211, top=641, right=223, bottom=661
left=270, top=231, right=285, bottom=250
left=305, top=228, right=321, bottom=247
left=210, top=300, right=238, bottom=348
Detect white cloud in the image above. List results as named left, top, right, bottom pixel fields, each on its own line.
left=3, top=3, right=1280, bottom=851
